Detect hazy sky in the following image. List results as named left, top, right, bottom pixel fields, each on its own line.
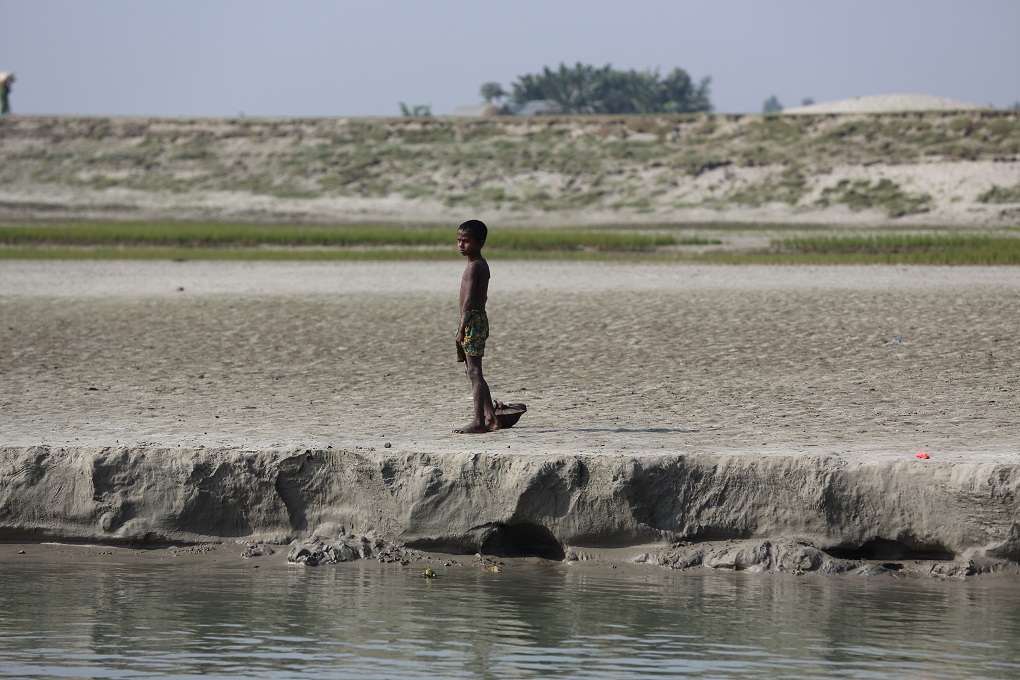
left=4, top=0, right=1019, bottom=117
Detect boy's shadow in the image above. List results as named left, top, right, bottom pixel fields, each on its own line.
left=522, top=427, right=714, bottom=434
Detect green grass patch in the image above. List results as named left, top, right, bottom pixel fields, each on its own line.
left=0, top=221, right=713, bottom=258
left=3, top=222, right=1015, bottom=265
left=0, top=245, right=460, bottom=261
left=0, top=222, right=457, bottom=248
left=725, top=167, right=809, bottom=207
left=977, top=183, right=1020, bottom=204
left=0, top=245, right=716, bottom=262
left=816, top=179, right=932, bottom=217
left=742, top=233, right=1020, bottom=265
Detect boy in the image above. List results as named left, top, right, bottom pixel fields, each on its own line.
left=454, top=219, right=499, bottom=433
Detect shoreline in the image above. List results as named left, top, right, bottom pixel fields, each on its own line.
left=4, top=538, right=1019, bottom=582
left=2, top=445, right=1018, bottom=580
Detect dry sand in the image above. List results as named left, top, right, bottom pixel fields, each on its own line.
left=2, top=260, right=1017, bottom=462
left=783, top=93, right=986, bottom=114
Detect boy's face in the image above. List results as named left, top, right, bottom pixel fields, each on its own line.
left=457, top=229, right=483, bottom=258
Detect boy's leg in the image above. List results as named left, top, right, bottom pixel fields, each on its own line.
left=454, top=355, right=500, bottom=433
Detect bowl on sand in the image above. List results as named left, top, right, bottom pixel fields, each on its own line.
left=494, top=401, right=527, bottom=428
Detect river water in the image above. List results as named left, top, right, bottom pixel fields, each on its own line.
left=1, top=558, right=1018, bottom=679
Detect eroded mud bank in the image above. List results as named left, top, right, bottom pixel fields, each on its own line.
left=2, top=447, right=1017, bottom=576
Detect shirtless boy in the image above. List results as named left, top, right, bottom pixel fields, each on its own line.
left=454, top=219, right=499, bottom=433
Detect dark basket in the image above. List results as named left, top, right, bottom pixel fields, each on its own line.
left=494, top=402, right=527, bottom=428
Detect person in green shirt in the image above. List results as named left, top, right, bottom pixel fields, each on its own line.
left=0, top=73, right=15, bottom=115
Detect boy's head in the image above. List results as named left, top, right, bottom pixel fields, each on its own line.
left=457, top=219, right=487, bottom=244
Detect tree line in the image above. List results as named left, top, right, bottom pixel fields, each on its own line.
left=480, top=62, right=712, bottom=115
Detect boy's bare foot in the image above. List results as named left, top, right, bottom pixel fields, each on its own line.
left=453, top=421, right=501, bottom=434
left=454, top=423, right=489, bottom=434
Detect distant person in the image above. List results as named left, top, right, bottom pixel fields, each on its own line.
left=454, top=219, right=500, bottom=433
left=0, top=72, right=13, bottom=115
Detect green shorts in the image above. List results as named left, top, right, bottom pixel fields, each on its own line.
left=456, top=310, right=488, bottom=361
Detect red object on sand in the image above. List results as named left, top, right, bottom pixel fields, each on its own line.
left=915, top=451, right=930, bottom=459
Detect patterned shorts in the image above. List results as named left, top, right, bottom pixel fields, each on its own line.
left=456, top=310, right=489, bottom=361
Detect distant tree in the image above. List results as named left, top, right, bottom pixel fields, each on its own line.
left=505, top=62, right=712, bottom=114
left=762, top=95, right=783, bottom=113
left=1011, top=101, right=1020, bottom=110
left=656, top=67, right=713, bottom=113
left=399, top=102, right=432, bottom=117
left=479, top=82, right=507, bottom=104
left=801, top=97, right=815, bottom=107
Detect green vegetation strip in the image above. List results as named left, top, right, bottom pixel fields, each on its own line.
left=1, top=223, right=1018, bottom=264
left=761, top=234, right=1020, bottom=265
left=0, top=246, right=704, bottom=262
left=0, top=222, right=707, bottom=253
left=680, top=233, right=1020, bottom=265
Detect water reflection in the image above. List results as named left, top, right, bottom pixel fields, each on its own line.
left=1, top=560, right=1018, bottom=678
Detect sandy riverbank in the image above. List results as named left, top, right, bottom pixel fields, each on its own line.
left=2, top=261, right=1019, bottom=576
left=3, top=260, right=1017, bottom=457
